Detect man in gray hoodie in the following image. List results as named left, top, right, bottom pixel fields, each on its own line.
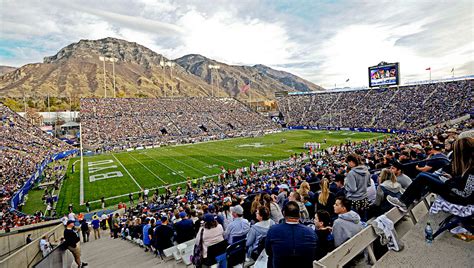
left=332, top=196, right=363, bottom=247
left=344, top=154, right=371, bottom=220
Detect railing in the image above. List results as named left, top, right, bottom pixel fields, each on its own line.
left=0, top=223, right=65, bottom=268
left=313, top=197, right=430, bottom=268
left=32, top=242, right=73, bottom=268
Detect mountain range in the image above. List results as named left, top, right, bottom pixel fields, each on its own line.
left=0, top=37, right=322, bottom=100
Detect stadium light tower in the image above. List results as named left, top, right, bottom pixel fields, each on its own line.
left=99, top=56, right=107, bottom=97
left=208, top=64, right=220, bottom=97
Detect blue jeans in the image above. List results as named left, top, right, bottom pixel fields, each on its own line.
left=400, top=172, right=447, bottom=205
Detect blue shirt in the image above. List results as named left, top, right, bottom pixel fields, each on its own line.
left=143, top=224, right=151, bottom=245
left=91, top=219, right=100, bottom=229
left=224, top=217, right=250, bottom=243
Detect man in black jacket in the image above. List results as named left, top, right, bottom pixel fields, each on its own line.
left=64, top=220, right=88, bottom=267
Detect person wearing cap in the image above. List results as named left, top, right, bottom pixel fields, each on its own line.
left=224, top=205, right=250, bottom=244
left=415, top=143, right=449, bottom=174
left=265, top=201, right=317, bottom=268
left=277, top=184, right=289, bottom=209
left=195, top=213, right=225, bottom=264
left=91, top=214, right=101, bottom=240
left=153, top=216, right=174, bottom=255
left=64, top=220, right=88, bottom=267
left=175, top=212, right=194, bottom=243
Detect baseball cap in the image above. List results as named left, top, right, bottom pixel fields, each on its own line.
left=203, top=213, right=215, bottom=223
left=230, top=205, right=244, bottom=215
left=66, top=220, right=75, bottom=225
left=179, top=212, right=187, bottom=218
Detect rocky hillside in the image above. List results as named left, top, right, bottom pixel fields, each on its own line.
left=0, top=66, right=16, bottom=76
left=0, top=38, right=322, bottom=99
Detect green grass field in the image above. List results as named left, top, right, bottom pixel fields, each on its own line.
left=55, top=130, right=387, bottom=215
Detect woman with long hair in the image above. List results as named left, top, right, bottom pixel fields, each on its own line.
left=315, top=178, right=336, bottom=217
left=250, top=194, right=262, bottom=223
left=262, top=193, right=283, bottom=223
left=374, top=168, right=403, bottom=213
left=297, top=181, right=312, bottom=200
left=388, top=137, right=474, bottom=212
left=195, top=214, right=226, bottom=265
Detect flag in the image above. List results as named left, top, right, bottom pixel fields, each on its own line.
left=241, top=81, right=250, bottom=93
left=345, top=78, right=350, bottom=82
left=425, top=67, right=431, bottom=71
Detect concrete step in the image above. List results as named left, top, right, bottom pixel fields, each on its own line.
left=74, top=230, right=187, bottom=268
left=375, top=211, right=474, bottom=267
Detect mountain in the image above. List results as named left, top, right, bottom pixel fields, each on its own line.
left=175, top=54, right=323, bottom=99
left=0, top=38, right=322, bottom=99
left=0, top=66, right=16, bottom=76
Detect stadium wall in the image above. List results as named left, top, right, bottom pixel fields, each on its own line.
left=10, top=149, right=78, bottom=210
left=287, top=126, right=413, bottom=134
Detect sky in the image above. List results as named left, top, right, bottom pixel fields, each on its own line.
left=0, top=0, right=473, bottom=88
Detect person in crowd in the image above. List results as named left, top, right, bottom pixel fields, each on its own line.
left=153, top=216, right=174, bottom=256
left=112, top=213, right=120, bottom=239
left=415, top=143, right=450, bottom=174
left=315, top=178, right=336, bottom=218
left=246, top=206, right=274, bottom=259
left=224, top=205, right=250, bottom=243
left=263, top=193, right=283, bottom=223
left=64, top=220, right=87, bottom=267
left=91, top=214, right=101, bottom=240
left=390, top=161, right=412, bottom=189
left=374, top=169, right=403, bottom=213
left=330, top=174, right=346, bottom=197
left=288, top=191, right=309, bottom=220
left=332, top=197, right=363, bottom=247
left=314, top=210, right=333, bottom=260
left=142, top=218, right=152, bottom=252
left=388, top=137, right=473, bottom=212
left=265, top=201, right=317, bottom=268
left=80, top=219, right=90, bottom=243
left=277, top=184, right=289, bottom=209
left=39, top=235, right=52, bottom=257
left=195, top=214, right=225, bottom=264
left=175, top=212, right=195, bottom=243
left=26, top=234, right=32, bottom=244
left=218, top=197, right=233, bottom=229
left=344, top=153, right=371, bottom=221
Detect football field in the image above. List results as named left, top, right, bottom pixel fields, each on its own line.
left=56, top=130, right=387, bottom=214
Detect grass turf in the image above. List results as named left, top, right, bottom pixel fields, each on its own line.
left=55, top=130, right=387, bottom=215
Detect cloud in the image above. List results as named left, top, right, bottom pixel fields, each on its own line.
left=0, top=0, right=472, bottom=87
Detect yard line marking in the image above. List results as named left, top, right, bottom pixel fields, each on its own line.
left=138, top=152, right=187, bottom=179
left=127, top=152, right=168, bottom=183
left=181, top=146, right=240, bottom=168
left=162, top=147, right=220, bottom=169
left=112, top=154, right=143, bottom=190
left=144, top=151, right=208, bottom=176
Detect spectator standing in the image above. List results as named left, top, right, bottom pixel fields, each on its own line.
left=91, top=214, right=101, bottom=239
left=344, top=154, right=371, bottom=221
left=26, top=234, right=32, bottom=244
left=175, top=212, right=195, bottom=243
left=153, top=216, right=174, bottom=255
left=39, top=235, right=52, bottom=257
left=80, top=219, right=90, bottom=243
left=265, top=201, right=317, bottom=268
left=332, top=197, right=363, bottom=247
left=64, top=220, right=88, bottom=267
left=112, top=213, right=120, bottom=239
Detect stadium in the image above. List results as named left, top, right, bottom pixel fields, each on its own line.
left=1, top=1, right=473, bottom=268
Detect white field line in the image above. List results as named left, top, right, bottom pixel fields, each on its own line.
left=138, top=152, right=187, bottom=179
left=144, top=151, right=208, bottom=176
left=182, top=146, right=240, bottom=168
left=112, top=153, right=143, bottom=191
left=127, top=152, right=168, bottom=184
left=165, top=147, right=221, bottom=169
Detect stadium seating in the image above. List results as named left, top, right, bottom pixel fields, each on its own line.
left=277, top=79, right=472, bottom=130
left=80, top=97, right=280, bottom=150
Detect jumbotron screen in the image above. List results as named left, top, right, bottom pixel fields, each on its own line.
left=368, top=63, right=400, bottom=87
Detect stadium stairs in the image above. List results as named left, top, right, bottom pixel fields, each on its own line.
left=375, top=211, right=474, bottom=267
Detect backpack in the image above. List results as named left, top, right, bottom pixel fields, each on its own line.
left=191, top=229, right=204, bottom=267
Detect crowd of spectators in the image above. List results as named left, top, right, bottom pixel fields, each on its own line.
left=277, top=79, right=472, bottom=130
left=81, top=97, right=280, bottom=151
left=0, top=103, right=72, bottom=232
left=70, top=121, right=472, bottom=266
